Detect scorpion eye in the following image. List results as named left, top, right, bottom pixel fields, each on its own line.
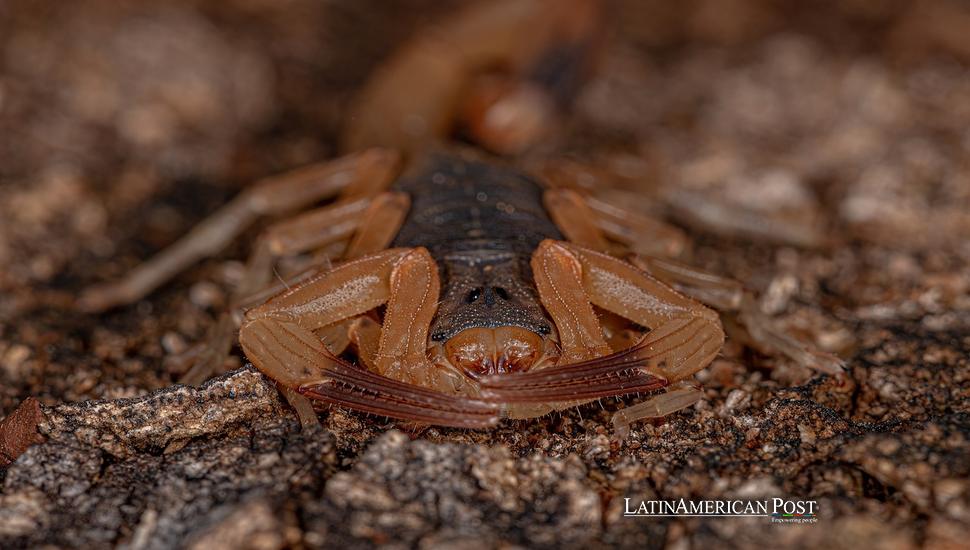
left=493, top=287, right=510, bottom=300
left=465, top=287, right=483, bottom=303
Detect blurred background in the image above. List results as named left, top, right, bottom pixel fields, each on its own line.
left=1, top=2, right=969, bottom=547
left=1, top=0, right=968, bottom=407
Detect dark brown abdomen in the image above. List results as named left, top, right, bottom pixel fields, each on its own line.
left=390, top=150, right=562, bottom=258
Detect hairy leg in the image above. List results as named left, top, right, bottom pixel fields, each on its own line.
left=78, top=148, right=400, bottom=312
left=538, top=162, right=687, bottom=257
left=558, top=241, right=724, bottom=381
left=629, top=254, right=744, bottom=311
left=629, top=255, right=844, bottom=373
left=240, top=248, right=498, bottom=427
left=611, top=381, right=703, bottom=439
left=483, top=241, right=723, bottom=430
left=179, top=190, right=412, bottom=385
left=543, top=188, right=611, bottom=253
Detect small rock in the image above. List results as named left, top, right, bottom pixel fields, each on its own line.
left=0, top=397, right=44, bottom=467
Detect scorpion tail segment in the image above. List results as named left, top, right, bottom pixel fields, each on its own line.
left=477, top=338, right=671, bottom=403
left=240, top=317, right=499, bottom=429
left=343, top=0, right=605, bottom=155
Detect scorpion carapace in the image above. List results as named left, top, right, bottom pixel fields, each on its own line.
left=77, top=0, right=844, bottom=434
left=393, top=151, right=558, bottom=346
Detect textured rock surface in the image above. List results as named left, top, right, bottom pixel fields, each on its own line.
left=2, top=1, right=970, bottom=548
left=0, top=369, right=335, bottom=549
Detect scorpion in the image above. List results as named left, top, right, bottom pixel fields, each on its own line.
left=77, top=0, right=842, bottom=434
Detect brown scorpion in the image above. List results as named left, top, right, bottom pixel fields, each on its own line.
left=77, top=0, right=842, bottom=434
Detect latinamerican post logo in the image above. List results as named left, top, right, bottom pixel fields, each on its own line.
left=624, top=498, right=818, bottom=524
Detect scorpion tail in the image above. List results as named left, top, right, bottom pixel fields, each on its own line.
left=342, top=0, right=606, bottom=157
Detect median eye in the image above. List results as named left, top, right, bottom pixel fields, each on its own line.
left=493, top=287, right=510, bottom=300
left=465, top=287, right=483, bottom=303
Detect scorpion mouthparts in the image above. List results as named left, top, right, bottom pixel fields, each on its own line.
left=444, top=326, right=543, bottom=379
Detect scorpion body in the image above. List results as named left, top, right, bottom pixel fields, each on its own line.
left=76, top=0, right=841, bottom=432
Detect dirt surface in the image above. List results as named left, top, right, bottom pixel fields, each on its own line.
left=1, top=1, right=969, bottom=548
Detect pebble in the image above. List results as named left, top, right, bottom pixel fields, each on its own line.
left=189, top=281, right=225, bottom=309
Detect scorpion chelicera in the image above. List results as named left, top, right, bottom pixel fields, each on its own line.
left=78, top=0, right=842, bottom=434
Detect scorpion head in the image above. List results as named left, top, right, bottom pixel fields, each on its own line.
left=431, top=252, right=556, bottom=378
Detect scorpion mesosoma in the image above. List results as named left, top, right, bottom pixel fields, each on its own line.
left=77, top=0, right=842, bottom=433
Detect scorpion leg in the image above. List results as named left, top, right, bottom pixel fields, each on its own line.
left=479, top=239, right=667, bottom=413
left=554, top=242, right=724, bottom=382
left=240, top=190, right=410, bottom=297
left=343, top=193, right=411, bottom=259
left=737, top=296, right=845, bottom=374
left=232, top=188, right=409, bottom=315
left=236, top=196, right=372, bottom=298
left=545, top=189, right=840, bottom=374
left=629, top=255, right=845, bottom=374
left=543, top=188, right=611, bottom=253
left=77, top=148, right=400, bottom=312
left=543, top=187, right=687, bottom=258
left=482, top=241, right=721, bottom=427
left=176, top=191, right=408, bottom=386
left=629, top=255, right=744, bottom=311
left=611, top=381, right=703, bottom=439
left=584, top=194, right=689, bottom=258
left=240, top=248, right=498, bottom=427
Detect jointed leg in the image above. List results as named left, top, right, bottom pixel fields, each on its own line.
left=584, top=194, right=688, bottom=258
left=239, top=190, right=409, bottom=299
left=629, top=255, right=845, bottom=374
left=240, top=248, right=498, bottom=428
left=543, top=188, right=611, bottom=253
left=344, top=192, right=411, bottom=259
left=629, top=254, right=743, bottom=311
left=482, top=241, right=723, bottom=427
left=737, top=297, right=845, bottom=374
left=611, top=381, right=703, bottom=439
left=257, top=198, right=371, bottom=264
left=560, top=242, right=724, bottom=380
left=78, top=148, right=401, bottom=312
left=177, top=192, right=405, bottom=385
left=543, top=188, right=687, bottom=259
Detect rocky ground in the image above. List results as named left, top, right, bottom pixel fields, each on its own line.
left=1, top=1, right=969, bottom=548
